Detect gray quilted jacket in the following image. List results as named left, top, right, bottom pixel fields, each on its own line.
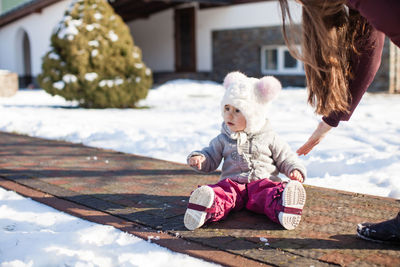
left=187, top=121, right=307, bottom=183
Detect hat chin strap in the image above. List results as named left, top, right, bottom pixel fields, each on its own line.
left=229, top=131, right=248, bottom=146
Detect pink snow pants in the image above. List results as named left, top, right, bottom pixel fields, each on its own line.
left=206, top=178, right=286, bottom=224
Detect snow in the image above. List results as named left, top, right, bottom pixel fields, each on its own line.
left=0, top=79, right=400, bottom=265
left=259, top=237, right=269, bottom=246
left=86, top=24, right=95, bottom=31
left=99, top=78, right=123, bottom=87
left=88, top=40, right=100, bottom=47
left=108, top=30, right=118, bottom=42
left=91, top=49, right=99, bottom=57
left=52, top=81, right=65, bottom=90
left=0, top=188, right=218, bottom=267
left=85, top=72, right=98, bottom=82
left=63, top=74, right=78, bottom=83
left=48, top=52, right=60, bottom=60
left=57, top=17, right=82, bottom=41
left=94, top=13, right=103, bottom=20
left=133, top=52, right=140, bottom=59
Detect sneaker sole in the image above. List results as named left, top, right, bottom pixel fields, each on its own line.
left=356, top=231, right=384, bottom=243
left=184, top=186, right=215, bottom=230
left=279, top=181, right=306, bottom=230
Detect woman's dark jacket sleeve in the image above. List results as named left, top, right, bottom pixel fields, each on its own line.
left=323, top=0, right=399, bottom=127
left=347, top=0, right=400, bottom=47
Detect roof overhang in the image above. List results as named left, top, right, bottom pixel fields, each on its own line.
left=0, top=0, right=60, bottom=28
left=110, top=0, right=232, bottom=21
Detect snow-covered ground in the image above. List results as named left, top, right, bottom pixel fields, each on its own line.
left=0, top=187, right=218, bottom=267
left=1, top=79, right=400, bottom=266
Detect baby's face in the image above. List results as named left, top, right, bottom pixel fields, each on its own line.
left=223, top=104, right=246, bottom=132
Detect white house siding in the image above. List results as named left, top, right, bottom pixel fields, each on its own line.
left=127, top=9, right=174, bottom=72
left=0, top=0, right=71, bottom=76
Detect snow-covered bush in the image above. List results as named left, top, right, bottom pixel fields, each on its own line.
left=38, top=0, right=152, bottom=108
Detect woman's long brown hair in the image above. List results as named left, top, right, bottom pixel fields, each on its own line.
left=278, top=0, right=371, bottom=117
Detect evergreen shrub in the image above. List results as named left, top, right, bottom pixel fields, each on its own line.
left=38, top=0, right=152, bottom=108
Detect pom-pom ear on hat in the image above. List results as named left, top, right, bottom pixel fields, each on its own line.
left=256, top=76, right=282, bottom=103
left=223, top=71, right=246, bottom=88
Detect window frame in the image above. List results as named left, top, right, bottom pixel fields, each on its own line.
left=260, top=45, right=304, bottom=75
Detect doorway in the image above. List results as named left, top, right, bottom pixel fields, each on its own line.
left=22, top=31, right=32, bottom=87
left=174, top=7, right=196, bottom=72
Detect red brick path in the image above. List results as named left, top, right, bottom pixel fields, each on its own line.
left=0, top=131, right=399, bottom=266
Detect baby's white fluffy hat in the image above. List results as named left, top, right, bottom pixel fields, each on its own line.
left=221, top=71, right=282, bottom=134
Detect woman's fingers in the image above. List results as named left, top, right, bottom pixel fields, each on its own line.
left=297, top=121, right=332, bottom=155
left=297, top=138, right=319, bottom=155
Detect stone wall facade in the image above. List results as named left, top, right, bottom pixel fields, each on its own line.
left=211, top=25, right=391, bottom=91
left=212, top=26, right=306, bottom=87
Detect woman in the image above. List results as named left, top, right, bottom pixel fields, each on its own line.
left=277, top=0, right=400, bottom=243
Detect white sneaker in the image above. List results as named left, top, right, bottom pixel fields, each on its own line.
left=184, top=186, right=215, bottom=230
left=278, top=180, right=306, bottom=230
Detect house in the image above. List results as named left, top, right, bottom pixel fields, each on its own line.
left=0, top=0, right=398, bottom=92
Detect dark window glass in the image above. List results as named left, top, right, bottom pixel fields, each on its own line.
left=284, top=50, right=297, bottom=68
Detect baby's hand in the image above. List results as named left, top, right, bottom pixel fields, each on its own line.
left=189, top=155, right=205, bottom=170
left=289, top=170, right=304, bottom=183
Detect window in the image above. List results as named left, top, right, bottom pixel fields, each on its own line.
left=261, top=46, right=303, bottom=75
left=264, top=49, right=277, bottom=71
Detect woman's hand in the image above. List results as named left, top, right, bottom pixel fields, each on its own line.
left=188, top=155, right=205, bottom=170
left=289, top=169, right=304, bottom=183
left=297, top=121, right=332, bottom=156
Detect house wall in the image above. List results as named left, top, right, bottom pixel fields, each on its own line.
left=212, top=25, right=306, bottom=86
left=128, top=1, right=302, bottom=73
left=127, top=9, right=175, bottom=72
left=0, top=0, right=71, bottom=84
left=196, top=1, right=301, bottom=72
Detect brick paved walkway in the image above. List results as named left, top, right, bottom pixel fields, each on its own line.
left=0, top=131, right=399, bottom=266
